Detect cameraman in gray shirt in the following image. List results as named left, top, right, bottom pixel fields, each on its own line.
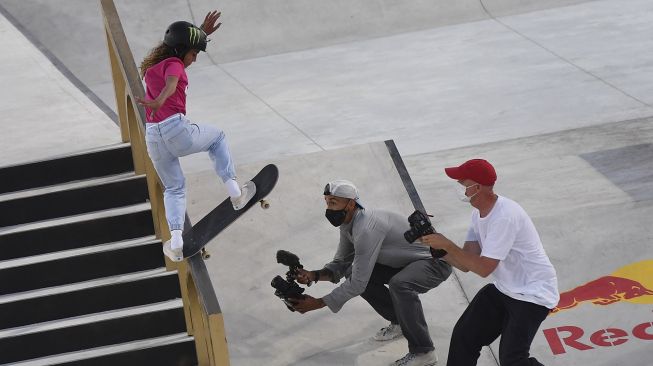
left=292, top=180, right=452, bottom=366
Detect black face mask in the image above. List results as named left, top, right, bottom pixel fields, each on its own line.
left=325, top=208, right=347, bottom=227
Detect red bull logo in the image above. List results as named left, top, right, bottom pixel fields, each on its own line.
left=543, top=321, right=653, bottom=355
left=551, top=259, right=653, bottom=313
left=543, top=259, right=653, bottom=355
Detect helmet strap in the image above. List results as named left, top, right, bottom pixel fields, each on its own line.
left=175, top=46, right=190, bottom=59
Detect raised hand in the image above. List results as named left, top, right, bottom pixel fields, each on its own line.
left=201, top=10, right=221, bottom=36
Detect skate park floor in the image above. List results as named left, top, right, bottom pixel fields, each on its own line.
left=1, top=0, right=652, bottom=364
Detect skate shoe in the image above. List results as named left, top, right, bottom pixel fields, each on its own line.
left=373, top=323, right=403, bottom=341
left=163, top=240, right=183, bottom=262
left=390, top=351, right=438, bottom=366
left=231, top=180, right=256, bottom=210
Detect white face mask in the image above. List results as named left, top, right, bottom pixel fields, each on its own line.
left=455, top=183, right=479, bottom=202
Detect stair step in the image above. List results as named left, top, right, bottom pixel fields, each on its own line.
left=0, top=270, right=180, bottom=329
left=0, top=235, right=157, bottom=270
left=0, top=175, right=149, bottom=228
left=5, top=333, right=195, bottom=366
left=0, top=240, right=165, bottom=296
left=0, top=268, right=168, bottom=305
left=0, top=300, right=186, bottom=364
left=0, top=209, right=154, bottom=260
left=0, top=144, right=197, bottom=364
left=0, top=144, right=133, bottom=195
left=0, top=299, right=183, bottom=339
left=0, top=172, right=135, bottom=202
left=0, top=203, right=151, bottom=235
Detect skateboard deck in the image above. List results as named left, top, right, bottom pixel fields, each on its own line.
left=182, top=164, right=279, bottom=259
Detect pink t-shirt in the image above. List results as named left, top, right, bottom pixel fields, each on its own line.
left=144, top=57, right=188, bottom=122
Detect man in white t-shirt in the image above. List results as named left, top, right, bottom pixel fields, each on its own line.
left=420, top=159, right=559, bottom=366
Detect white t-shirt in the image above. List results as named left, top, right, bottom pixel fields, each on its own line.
left=466, top=196, right=559, bottom=308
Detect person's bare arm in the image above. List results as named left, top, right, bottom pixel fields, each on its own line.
left=137, top=75, right=179, bottom=116
left=421, top=234, right=499, bottom=277
left=441, top=241, right=480, bottom=272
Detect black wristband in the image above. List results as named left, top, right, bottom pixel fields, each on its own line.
left=312, top=270, right=321, bottom=283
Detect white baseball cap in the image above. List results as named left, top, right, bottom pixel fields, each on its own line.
left=324, top=180, right=364, bottom=208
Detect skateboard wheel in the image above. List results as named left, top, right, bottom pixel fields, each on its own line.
left=202, top=252, right=211, bottom=260
left=260, top=199, right=270, bottom=209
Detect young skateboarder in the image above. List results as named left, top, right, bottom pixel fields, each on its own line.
left=137, top=11, right=255, bottom=262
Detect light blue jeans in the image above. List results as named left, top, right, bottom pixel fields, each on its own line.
left=145, top=114, right=236, bottom=231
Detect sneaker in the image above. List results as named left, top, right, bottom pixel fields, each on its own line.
left=163, top=240, right=183, bottom=262
left=231, top=180, right=257, bottom=210
left=373, top=323, right=403, bottom=341
left=390, top=351, right=438, bottom=366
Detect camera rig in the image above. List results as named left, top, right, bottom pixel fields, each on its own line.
left=271, top=250, right=307, bottom=311
left=404, top=210, right=447, bottom=259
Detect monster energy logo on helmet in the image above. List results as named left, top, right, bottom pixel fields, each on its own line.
left=164, top=20, right=208, bottom=54
left=189, top=26, right=201, bottom=45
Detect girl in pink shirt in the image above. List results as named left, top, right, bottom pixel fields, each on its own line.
left=137, top=11, right=255, bottom=262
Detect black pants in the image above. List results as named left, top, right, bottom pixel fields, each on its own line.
left=447, top=284, right=549, bottom=366
left=360, top=259, right=452, bottom=354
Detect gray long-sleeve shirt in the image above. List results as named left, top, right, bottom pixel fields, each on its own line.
left=322, top=208, right=433, bottom=313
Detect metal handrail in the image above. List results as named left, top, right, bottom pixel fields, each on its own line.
left=100, top=1, right=230, bottom=364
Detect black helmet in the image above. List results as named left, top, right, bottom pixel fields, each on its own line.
left=163, top=21, right=208, bottom=55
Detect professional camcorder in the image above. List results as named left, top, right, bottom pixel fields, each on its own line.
left=271, top=250, right=307, bottom=311
left=404, top=210, right=447, bottom=259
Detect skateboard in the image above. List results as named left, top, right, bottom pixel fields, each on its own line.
left=181, top=164, right=279, bottom=259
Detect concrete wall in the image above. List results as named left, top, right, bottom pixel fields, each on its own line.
left=0, top=0, right=597, bottom=80
left=0, top=12, right=119, bottom=167
left=481, top=0, right=598, bottom=16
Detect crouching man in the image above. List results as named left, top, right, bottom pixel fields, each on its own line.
left=421, top=159, right=559, bottom=366
left=292, top=180, right=452, bottom=366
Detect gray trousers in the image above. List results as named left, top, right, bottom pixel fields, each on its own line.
left=361, top=259, right=452, bottom=354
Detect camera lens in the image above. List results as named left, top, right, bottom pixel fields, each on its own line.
left=271, top=275, right=289, bottom=291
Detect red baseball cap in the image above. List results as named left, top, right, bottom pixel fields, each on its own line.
left=444, top=159, right=497, bottom=186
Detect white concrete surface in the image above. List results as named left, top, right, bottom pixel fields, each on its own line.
left=405, top=117, right=653, bottom=366
left=2, top=0, right=653, bottom=364
left=184, top=142, right=498, bottom=366
left=0, top=0, right=598, bottom=77
left=0, top=13, right=119, bottom=167
left=4, top=0, right=651, bottom=171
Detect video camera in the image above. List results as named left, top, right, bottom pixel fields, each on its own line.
left=271, top=250, right=307, bottom=312
left=404, top=210, right=447, bottom=259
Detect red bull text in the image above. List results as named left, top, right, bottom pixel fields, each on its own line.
left=543, top=321, right=653, bottom=354
left=543, top=260, right=653, bottom=355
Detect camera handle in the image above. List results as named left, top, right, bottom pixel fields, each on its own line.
left=287, top=267, right=313, bottom=287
